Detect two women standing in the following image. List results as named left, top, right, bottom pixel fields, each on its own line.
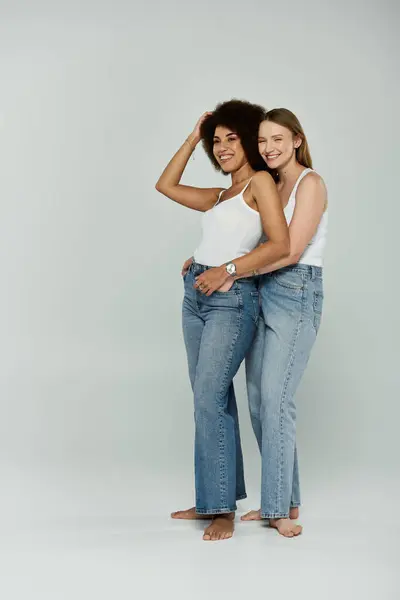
left=156, top=101, right=327, bottom=541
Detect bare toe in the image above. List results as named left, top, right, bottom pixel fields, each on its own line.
left=292, top=524, right=303, bottom=536
left=203, top=524, right=212, bottom=540
left=202, top=514, right=234, bottom=542
left=269, top=518, right=303, bottom=538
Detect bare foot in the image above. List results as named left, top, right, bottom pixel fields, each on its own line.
left=241, top=506, right=299, bottom=521
left=269, top=517, right=302, bottom=537
left=171, top=507, right=210, bottom=520
left=203, top=513, right=235, bottom=541
left=240, top=509, right=262, bottom=521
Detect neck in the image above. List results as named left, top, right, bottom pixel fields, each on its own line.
left=277, top=158, right=306, bottom=185
left=231, top=163, right=255, bottom=186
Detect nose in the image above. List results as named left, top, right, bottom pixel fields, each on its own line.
left=265, top=141, right=275, bottom=154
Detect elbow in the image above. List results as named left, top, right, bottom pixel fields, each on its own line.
left=155, top=180, right=173, bottom=196
left=288, top=252, right=301, bottom=265
left=287, top=250, right=302, bottom=265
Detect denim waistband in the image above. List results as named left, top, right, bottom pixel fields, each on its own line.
left=268, top=263, right=323, bottom=279
left=190, top=261, right=258, bottom=283
left=190, top=262, right=216, bottom=276
left=191, top=261, right=322, bottom=279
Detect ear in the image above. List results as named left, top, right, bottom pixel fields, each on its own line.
left=294, top=135, right=302, bottom=149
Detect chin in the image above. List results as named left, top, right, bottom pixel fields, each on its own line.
left=269, top=154, right=291, bottom=170
left=266, top=161, right=281, bottom=170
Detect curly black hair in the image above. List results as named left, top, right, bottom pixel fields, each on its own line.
left=200, top=99, right=267, bottom=174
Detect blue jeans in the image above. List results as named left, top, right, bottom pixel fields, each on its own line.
left=245, top=264, right=323, bottom=518
left=182, top=262, right=259, bottom=514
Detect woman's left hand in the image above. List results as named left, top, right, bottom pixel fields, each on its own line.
left=194, top=266, right=231, bottom=296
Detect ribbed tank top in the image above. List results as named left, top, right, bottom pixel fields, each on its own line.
left=193, top=179, right=262, bottom=267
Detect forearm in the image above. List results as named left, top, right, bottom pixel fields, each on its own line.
left=258, top=253, right=299, bottom=274
left=155, top=133, right=198, bottom=192
left=236, top=251, right=300, bottom=279
left=231, top=240, right=290, bottom=277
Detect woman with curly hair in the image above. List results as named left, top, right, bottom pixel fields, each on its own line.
left=156, top=100, right=289, bottom=541
left=181, top=108, right=328, bottom=538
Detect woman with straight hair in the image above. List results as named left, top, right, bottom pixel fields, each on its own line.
left=156, top=100, right=290, bottom=541
left=179, top=108, right=328, bottom=538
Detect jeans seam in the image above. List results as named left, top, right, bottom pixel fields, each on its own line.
left=236, top=493, right=247, bottom=501
left=275, top=287, right=304, bottom=515
left=250, top=291, right=260, bottom=324
left=217, top=290, right=243, bottom=509
left=313, top=289, right=323, bottom=332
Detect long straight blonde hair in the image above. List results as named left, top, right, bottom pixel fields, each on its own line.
left=264, top=108, right=312, bottom=181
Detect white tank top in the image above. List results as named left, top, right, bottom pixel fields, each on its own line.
left=257, top=168, right=327, bottom=266
left=284, top=168, right=328, bottom=267
left=194, top=179, right=262, bottom=267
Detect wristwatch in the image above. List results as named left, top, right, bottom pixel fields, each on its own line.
left=225, top=262, right=237, bottom=276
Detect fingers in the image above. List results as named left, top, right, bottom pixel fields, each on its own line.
left=194, top=280, right=212, bottom=295
left=195, top=274, right=221, bottom=296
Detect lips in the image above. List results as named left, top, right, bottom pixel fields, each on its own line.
left=219, top=154, right=234, bottom=162
left=266, top=154, right=280, bottom=160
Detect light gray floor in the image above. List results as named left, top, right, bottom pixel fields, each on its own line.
left=0, top=465, right=398, bottom=600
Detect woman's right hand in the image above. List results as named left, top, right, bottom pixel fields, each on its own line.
left=181, top=256, right=193, bottom=277
left=189, top=112, right=213, bottom=145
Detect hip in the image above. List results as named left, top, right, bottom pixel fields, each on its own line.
left=183, top=262, right=260, bottom=321
left=258, top=264, right=324, bottom=332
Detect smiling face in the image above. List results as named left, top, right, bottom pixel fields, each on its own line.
left=212, top=126, right=248, bottom=173
left=258, top=120, right=302, bottom=170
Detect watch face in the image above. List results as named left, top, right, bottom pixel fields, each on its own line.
left=227, top=263, right=236, bottom=275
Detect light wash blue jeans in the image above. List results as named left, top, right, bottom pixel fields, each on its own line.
left=182, top=262, right=259, bottom=514
left=245, top=264, right=323, bottom=518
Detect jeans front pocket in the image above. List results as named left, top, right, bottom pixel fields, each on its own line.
left=212, top=281, right=238, bottom=295
left=272, top=269, right=304, bottom=292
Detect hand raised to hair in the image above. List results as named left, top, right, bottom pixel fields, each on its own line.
left=189, top=112, right=213, bottom=145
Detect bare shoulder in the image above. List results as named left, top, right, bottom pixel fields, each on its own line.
left=251, top=170, right=276, bottom=191
left=297, top=171, right=328, bottom=211
left=214, top=186, right=226, bottom=197
left=298, top=171, right=327, bottom=195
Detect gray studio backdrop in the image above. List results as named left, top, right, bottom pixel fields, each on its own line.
left=0, top=0, right=398, bottom=521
